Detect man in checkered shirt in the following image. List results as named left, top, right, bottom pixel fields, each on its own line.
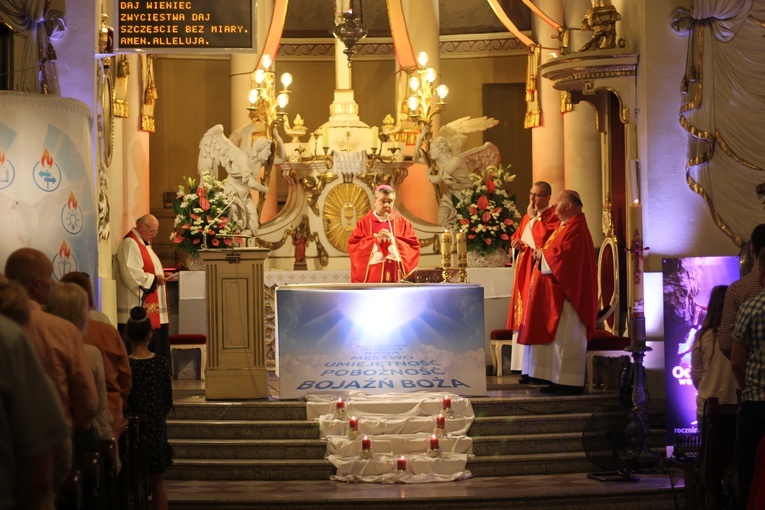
left=719, top=224, right=765, bottom=359
left=731, top=247, right=765, bottom=510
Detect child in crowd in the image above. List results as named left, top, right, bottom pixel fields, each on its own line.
left=125, top=306, right=173, bottom=510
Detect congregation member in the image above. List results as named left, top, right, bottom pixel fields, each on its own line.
left=517, top=190, right=597, bottom=396
left=731, top=247, right=765, bottom=510
left=506, top=181, right=559, bottom=382
left=125, top=306, right=174, bottom=510
left=348, top=185, right=420, bottom=283
left=47, top=283, right=113, bottom=444
left=116, top=213, right=172, bottom=363
left=718, top=224, right=765, bottom=359
left=61, top=271, right=132, bottom=445
left=4, top=248, right=99, bottom=456
left=690, top=285, right=738, bottom=433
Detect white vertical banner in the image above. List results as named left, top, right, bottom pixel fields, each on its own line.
left=0, top=92, right=97, bottom=280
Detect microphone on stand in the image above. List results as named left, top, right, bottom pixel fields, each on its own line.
left=203, top=192, right=238, bottom=251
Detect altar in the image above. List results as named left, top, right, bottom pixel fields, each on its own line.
left=175, top=267, right=514, bottom=370
left=275, top=283, right=487, bottom=399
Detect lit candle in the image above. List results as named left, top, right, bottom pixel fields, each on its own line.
left=397, top=455, right=407, bottom=471
left=361, top=435, right=371, bottom=451
left=456, top=230, right=467, bottom=255
left=436, top=413, right=446, bottom=429
left=442, top=396, right=452, bottom=410
left=430, top=434, right=439, bottom=450
left=322, top=125, right=329, bottom=149
left=336, top=398, right=345, bottom=411
left=349, top=416, right=358, bottom=431
left=440, top=230, right=452, bottom=268
left=370, top=126, right=379, bottom=150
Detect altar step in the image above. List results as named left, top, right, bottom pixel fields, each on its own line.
left=165, top=393, right=660, bottom=481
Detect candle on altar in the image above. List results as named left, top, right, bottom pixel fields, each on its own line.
left=349, top=416, right=358, bottom=431
left=370, top=126, right=379, bottom=150
left=436, top=413, right=446, bottom=429
left=336, top=398, right=345, bottom=410
left=322, top=125, right=330, bottom=148
left=397, top=455, right=407, bottom=471
left=442, top=396, right=452, bottom=410
left=456, top=230, right=467, bottom=255
left=361, top=435, right=371, bottom=450
left=440, top=230, right=452, bottom=268
left=430, top=434, right=439, bottom=450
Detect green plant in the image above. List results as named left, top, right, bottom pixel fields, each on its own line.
left=453, top=164, right=520, bottom=256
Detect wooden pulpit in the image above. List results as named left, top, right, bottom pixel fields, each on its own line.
left=199, top=248, right=269, bottom=399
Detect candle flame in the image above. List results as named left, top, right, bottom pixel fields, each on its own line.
left=633, top=199, right=640, bottom=205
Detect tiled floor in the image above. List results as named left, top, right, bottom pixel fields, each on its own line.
left=166, top=373, right=686, bottom=509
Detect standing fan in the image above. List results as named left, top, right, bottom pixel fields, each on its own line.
left=582, top=404, right=655, bottom=482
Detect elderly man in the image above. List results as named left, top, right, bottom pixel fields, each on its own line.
left=348, top=185, right=420, bottom=283
left=116, top=214, right=172, bottom=363
left=506, top=181, right=560, bottom=381
left=4, top=248, right=99, bottom=455
left=518, top=190, right=597, bottom=395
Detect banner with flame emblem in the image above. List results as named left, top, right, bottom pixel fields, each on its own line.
left=0, top=92, right=97, bottom=282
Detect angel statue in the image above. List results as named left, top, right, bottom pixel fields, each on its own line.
left=413, top=117, right=501, bottom=227
left=197, top=123, right=285, bottom=235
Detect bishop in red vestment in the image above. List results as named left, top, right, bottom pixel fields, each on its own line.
left=506, top=182, right=560, bottom=376
left=348, top=185, right=420, bottom=283
left=518, top=190, right=597, bottom=394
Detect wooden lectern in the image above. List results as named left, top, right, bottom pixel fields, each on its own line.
left=199, top=248, right=269, bottom=399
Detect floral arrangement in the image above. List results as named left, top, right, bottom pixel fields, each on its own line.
left=453, top=164, right=520, bottom=256
left=170, top=171, right=243, bottom=255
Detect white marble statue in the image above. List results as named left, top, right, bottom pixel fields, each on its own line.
left=197, top=124, right=284, bottom=235
left=413, top=117, right=501, bottom=227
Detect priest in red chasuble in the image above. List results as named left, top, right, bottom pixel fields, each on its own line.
left=348, top=185, right=420, bottom=283
left=506, top=181, right=560, bottom=380
left=517, top=190, right=597, bottom=396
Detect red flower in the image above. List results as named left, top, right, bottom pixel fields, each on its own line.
left=469, top=207, right=478, bottom=216
left=493, top=206, right=502, bottom=214
left=459, top=218, right=470, bottom=225
left=482, top=211, right=492, bottom=223
left=212, top=238, right=220, bottom=246
left=484, top=238, right=493, bottom=245
left=192, top=238, right=201, bottom=245
left=504, top=218, right=514, bottom=226
left=486, top=178, right=496, bottom=194
left=173, top=236, right=184, bottom=244
left=199, top=196, right=210, bottom=211
left=181, top=223, right=191, bottom=230
left=196, top=186, right=206, bottom=199
left=500, top=233, right=509, bottom=240
left=190, top=213, right=200, bottom=220
left=224, top=239, right=233, bottom=246
left=468, top=234, right=477, bottom=240
left=477, top=195, right=489, bottom=210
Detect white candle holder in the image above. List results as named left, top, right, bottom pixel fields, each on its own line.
left=359, top=448, right=374, bottom=460
left=427, top=447, right=441, bottom=458
left=433, top=426, right=446, bottom=438
left=346, top=428, right=360, bottom=440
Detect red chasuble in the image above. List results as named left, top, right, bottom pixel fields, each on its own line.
left=126, top=231, right=163, bottom=329
left=506, top=207, right=559, bottom=330
left=517, top=213, right=597, bottom=345
left=348, top=211, right=420, bottom=283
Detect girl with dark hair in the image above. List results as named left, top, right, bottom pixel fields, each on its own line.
left=125, top=306, right=173, bottom=510
left=691, top=285, right=738, bottom=432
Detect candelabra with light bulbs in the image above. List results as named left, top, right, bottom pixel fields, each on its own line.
left=406, top=51, right=449, bottom=127
left=247, top=54, right=293, bottom=134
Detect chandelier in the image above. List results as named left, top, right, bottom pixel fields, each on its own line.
left=331, top=1, right=368, bottom=67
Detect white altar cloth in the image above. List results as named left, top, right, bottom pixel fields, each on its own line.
left=310, top=392, right=474, bottom=484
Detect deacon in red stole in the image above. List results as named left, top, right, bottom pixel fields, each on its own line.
left=518, top=190, right=597, bottom=395
left=116, top=213, right=172, bottom=363
left=506, top=182, right=559, bottom=378
left=348, top=185, right=420, bottom=283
